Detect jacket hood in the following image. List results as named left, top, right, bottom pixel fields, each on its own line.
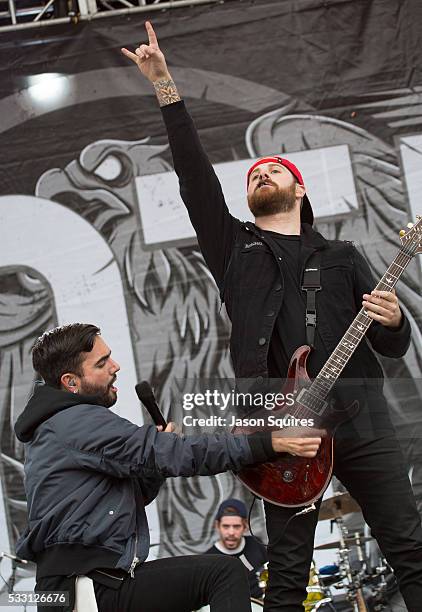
left=15, top=384, right=101, bottom=443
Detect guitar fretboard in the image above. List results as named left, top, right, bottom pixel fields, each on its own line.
left=304, top=248, right=413, bottom=410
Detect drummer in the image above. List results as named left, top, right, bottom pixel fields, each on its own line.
left=205, top=499, right=268, bottom=599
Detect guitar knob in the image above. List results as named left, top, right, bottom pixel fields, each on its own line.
left=407, top=222, right=414, bottom=228
left=282, top=470, right=295, bottom=483
left=399, top=229, right=406, bottom=237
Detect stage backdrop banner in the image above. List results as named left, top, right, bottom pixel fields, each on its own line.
left=0, top=0, right=421, bottom=593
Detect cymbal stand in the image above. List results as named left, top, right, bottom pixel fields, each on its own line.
left=332, top=516, right=369, bottom=612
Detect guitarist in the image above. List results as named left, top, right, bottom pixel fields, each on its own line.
left=122, top=23, right=422, bottom=612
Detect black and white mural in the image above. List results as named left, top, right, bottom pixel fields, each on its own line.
left=0, top=0, right=421, bottom=598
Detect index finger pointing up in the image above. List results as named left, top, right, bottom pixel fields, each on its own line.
left=145, top=21, right=159, bottom=47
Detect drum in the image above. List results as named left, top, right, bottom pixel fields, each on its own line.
left=303, top=587, right=329, bottom=611
left=303, top=561, right=327, bottom=612
left=195, top=598, right=263, bottom=611
left=318, top=563, right=341, bottom=587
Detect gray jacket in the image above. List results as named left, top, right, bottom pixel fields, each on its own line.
left=15, top=384, right=275, bottom=578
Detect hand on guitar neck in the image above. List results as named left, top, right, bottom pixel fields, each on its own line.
left=362, top=288, right=402, bottom=328
left=271, top=427, right=325, bottom=458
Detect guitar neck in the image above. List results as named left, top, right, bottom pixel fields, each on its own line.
left=309, top=247, right=413, bottom=401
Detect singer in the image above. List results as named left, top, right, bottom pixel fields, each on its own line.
left=14, top=323, right=322, bottom=612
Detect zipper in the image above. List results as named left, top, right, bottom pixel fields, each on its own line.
left=95, top=569, right=124, bottom=582
left=129, top=555, right=139, bottom=578
left=129, top=535, right=139, bottom=578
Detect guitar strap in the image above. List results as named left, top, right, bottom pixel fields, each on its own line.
left=301, top=252, right=322, bottom=349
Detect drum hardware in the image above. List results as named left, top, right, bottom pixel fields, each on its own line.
left=318, top=493, right=369, bottom=610
left=315, top=536, right=373, bottom=551
left=318, top=561, right=350, bottom=593
left=254, top=491, right=395, bottom=611
left=328, top=518, right=370, bottom=612
left=311, top=492, right=396, bottom=611
left=303, top=560, right=330, bottom=612
left=318, top=492, right=361, bottom=522
left=258, top=559, right=335, bottom=611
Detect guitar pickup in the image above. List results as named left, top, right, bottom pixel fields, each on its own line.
left=296, top=388, right=328, bottom=415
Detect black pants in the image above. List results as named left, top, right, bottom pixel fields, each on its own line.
left=93, top=554, right=251, bottom=612
left=263, top=404, right=422, bottom=612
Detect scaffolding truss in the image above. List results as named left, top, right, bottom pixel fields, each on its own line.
left=0, top=0, right=222, bottom=32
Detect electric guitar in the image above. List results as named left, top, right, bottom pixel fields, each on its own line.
left=233, top=217, right=422, bottom=507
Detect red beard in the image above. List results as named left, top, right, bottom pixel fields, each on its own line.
left=248, top=180, right=297, bottom=218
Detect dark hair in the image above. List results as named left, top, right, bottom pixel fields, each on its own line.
left=32, top=323, right=100, bottom=388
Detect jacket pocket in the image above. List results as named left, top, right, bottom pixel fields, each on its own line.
left=320, top=262, right=354, bottom=302
left=236, top=246, right=275, bottom=290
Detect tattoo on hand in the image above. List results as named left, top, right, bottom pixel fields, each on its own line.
left=153, top=79, right=181, bottom=107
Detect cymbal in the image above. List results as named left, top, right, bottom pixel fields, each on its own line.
left=315, top=535, right=373, bottom=550
left=318, top=492, right=361, bottom=521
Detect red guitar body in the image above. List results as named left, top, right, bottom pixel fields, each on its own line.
left=232, top=345, right=358, bottom=507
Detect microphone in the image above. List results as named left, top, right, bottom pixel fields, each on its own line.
left=135, top=381, right=167, bottom=430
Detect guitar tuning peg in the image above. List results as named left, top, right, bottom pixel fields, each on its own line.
left=407, top=222, right=414, bottom=228
left=417, top=215, right=421, bottom=220
left=399, top=229, right=406, bottom=237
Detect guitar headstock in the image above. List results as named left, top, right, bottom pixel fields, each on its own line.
left=399, top=215, right=422, bottom=255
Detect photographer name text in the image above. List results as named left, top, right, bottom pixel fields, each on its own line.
left=183, top=414, right=315, bottom=428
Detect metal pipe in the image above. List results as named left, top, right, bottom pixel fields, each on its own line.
left=34, top=0, right=56, bottom=21
left=0, top=15, right=71, bottom=29
left=0, top=0, right=222, bottom=31
left=83, top=0, right=222, bottom=20
left=1, top=4, right=54, bottom=16
left=78, top=0, right=97, bottom=17
left=7, top=0, right=16, bottom=24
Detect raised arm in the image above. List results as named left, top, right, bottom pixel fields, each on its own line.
left=122, top=22, right=240, bottom=288
left=121, top=21, right=180, bottom=106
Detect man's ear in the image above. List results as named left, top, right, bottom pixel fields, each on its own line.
left=295, top=183, right=306, bottom=199
left=61, top=373, right=80, bottom=394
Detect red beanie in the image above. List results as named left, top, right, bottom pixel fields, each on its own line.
left=246, top=156, right=314, bottom=225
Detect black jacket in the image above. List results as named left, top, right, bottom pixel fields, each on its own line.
left=162, top=101, right=411, bottom=381
left=14, top=384, right=276, bottom=578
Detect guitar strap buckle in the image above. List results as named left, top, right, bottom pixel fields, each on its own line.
left=305, top=311, right=317, bottom=326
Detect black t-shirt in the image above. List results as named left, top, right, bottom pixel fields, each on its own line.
left=205, top=535, right=267, bottom=599
left=263, top=231, right=328, bottom=379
